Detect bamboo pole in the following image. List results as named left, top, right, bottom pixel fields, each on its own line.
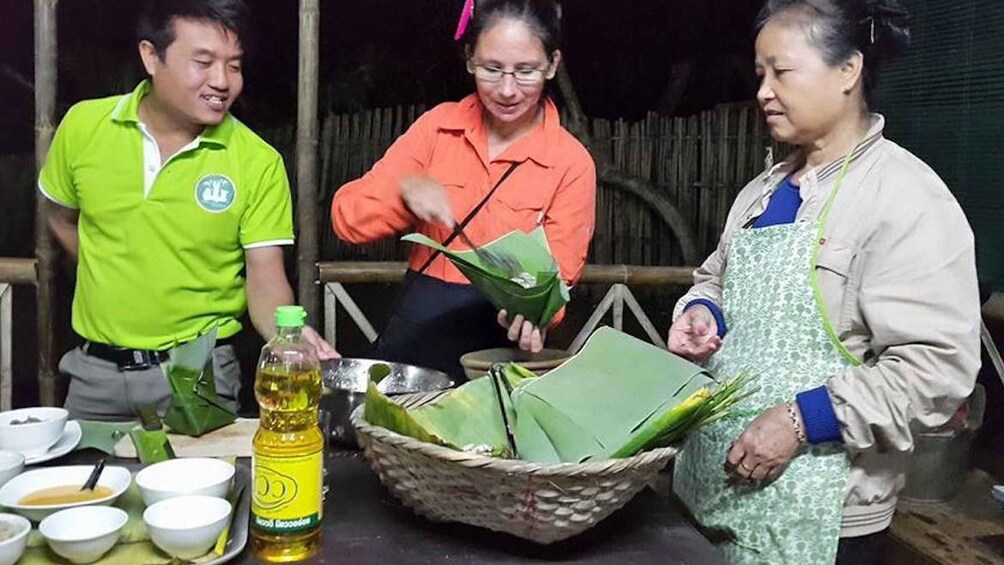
left=296, top=0, right=320, bottom=325
left=0, top=259, right=38, bottom=286
left=34, top=0, right=57, bottom=407
left=316, top=262, right=695, bottom=286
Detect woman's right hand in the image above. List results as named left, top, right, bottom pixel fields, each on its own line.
left=401, top=176, right=455, bottom=227
left=667, top=305, right=722, bottom=363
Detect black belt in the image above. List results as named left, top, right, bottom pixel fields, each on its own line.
left=84, top=336, right=236, bottom=371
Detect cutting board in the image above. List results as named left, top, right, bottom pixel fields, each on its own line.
left=113, top=417, right=259, bottom=459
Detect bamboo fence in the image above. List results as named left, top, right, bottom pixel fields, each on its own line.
left=261, top=101, right=787, bottom=267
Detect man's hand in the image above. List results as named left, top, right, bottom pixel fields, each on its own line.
left=302, top=325, right=339, bottom=361
left=497, top=309, right=545, bottom=352
left=726, top=404, right=803, bottom=483
left=667, top=304, right=722, bottom=363
left=401, top=176, right=454, bottom=227
left=245, top=247, right=339, bottom=362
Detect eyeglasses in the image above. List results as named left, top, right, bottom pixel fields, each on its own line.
left=468, top=62, right=550, bottom=86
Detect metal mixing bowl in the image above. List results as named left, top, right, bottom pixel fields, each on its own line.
left=320, top=358, right=454, bottom=448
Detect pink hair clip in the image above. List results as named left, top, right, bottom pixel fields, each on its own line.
left=454, top=0, right=475, bottom=41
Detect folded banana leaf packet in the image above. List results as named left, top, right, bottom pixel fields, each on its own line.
left=402, top=227, right=569, bottom=327
left=161, top=329, right=237, bottom=437
left=364, top=327, right=756, bottom=464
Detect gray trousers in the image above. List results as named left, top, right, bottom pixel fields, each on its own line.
left=60, top=344, right=242, bottom=421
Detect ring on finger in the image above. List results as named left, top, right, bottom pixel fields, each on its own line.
left=739, top=461, right=756, bottom=472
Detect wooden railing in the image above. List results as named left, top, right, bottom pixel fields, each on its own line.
left=0, top=258, right=37, bottom=411
left=317, top=262, right=695, bottom=353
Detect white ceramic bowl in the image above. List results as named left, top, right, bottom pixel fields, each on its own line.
left=39, top=506, right=128, bottom=564
left=0, top=408, right=68, bottom=457
left=0, top=513, right=30, bottom=565
left=135, top=458, right=235, bottom=506
left=0, top=465, right=132, bottom=522
left=0, top=452, right=24, bottom=489
left=144, top=495, right=232, bottom=560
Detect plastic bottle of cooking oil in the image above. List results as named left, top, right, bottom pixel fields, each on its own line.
left=251, top=306, right=324, bottom=562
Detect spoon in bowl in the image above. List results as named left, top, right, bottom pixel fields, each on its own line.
left=81, top=458, right=106, bottom=491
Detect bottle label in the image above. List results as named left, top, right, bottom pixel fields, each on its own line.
left=251, top=450, right=323, bottom=534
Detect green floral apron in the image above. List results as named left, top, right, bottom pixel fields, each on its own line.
left=674, top=157, right=860, bottom=565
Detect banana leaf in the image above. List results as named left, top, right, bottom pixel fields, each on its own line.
left=364, top=363, right=537, bottom=457
left=161, top=330, right=237, bottom=437
left=510, top=326, right=714, bottom=464
left=402, top=227, right=569, bottom=327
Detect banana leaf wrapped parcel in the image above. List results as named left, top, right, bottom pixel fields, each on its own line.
left=161, top=329, right=237, bottom=437
left=401, top=227, right=569, bottom=327
left=364, top=327, right=755, bottom=463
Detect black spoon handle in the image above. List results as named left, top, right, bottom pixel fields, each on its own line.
left=81, top=458, right=106, bottom=491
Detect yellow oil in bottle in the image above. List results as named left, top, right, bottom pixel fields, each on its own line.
left=251, top=306, right=324, bottom=562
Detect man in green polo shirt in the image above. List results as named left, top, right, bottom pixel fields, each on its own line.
left=39, top=0, right=337, bottom=420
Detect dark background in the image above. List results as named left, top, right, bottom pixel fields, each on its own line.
left=0, top=0, right=766, bottom=154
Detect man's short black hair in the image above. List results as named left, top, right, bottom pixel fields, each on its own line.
left=136, top=0, right=252, bottom=59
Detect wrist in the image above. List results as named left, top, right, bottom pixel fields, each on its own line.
left=785, top=401, right=807, bottom=445
left=684, top=299, right=726, bottom=338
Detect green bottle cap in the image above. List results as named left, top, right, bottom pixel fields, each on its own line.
left=276, top=305, right=307, bottom=328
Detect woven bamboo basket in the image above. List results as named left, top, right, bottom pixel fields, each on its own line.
left=350, top=390, right=679, bottom=544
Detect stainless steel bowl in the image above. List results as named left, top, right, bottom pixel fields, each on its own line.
left=320, top=358, right=454, bottom=448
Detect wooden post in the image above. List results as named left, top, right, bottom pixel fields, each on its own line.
left=1, top=284, right=12, bottom=411
left=34, top=0, right=58, bottom=407
left=296, top=0, right=321, bottom=326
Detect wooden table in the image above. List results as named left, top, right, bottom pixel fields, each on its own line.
left=232, top=450, right=727, bottom=565
left=890, top=469, right=1004, bottom=564
left=65, top=447, right=725, bottom=564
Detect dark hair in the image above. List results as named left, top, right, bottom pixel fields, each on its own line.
left=755, top=0, right=910, bottom=103
left=137, top=0, right=252, bottom=60
left=462, top=0, right=562, bottom=59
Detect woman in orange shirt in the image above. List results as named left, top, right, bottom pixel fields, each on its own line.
left=331, top=0, right=596, bottom=381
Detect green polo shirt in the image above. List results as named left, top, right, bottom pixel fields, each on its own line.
left=39, top=81, right=294, bottom=350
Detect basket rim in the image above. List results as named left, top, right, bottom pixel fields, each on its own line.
left=350, top=389, right=679, bottom=476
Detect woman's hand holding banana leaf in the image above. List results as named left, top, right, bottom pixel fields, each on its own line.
left=497, top=309, right=546, bottom=352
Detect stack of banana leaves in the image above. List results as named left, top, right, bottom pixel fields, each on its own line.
left=364, top=327, right=756, bottom=463
left=402, top=227, right=568, bottom=328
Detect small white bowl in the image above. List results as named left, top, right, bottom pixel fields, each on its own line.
left=144, top=495, right=232, bottom=560
left=0, top=408, right=69, bottom=457
left=135, top=458, right=235, bottom=506
left=0, top=452, right=24, bottom=489
left=0, top=465, right=132, bottom=522
left=39, top=506, right=128, bottom=564
left=0, top=513, right=31, bottom=565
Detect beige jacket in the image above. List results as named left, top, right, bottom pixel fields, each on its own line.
left=674, top=115, right=981, bottom=537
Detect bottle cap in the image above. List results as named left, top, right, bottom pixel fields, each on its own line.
left=276, top=305, right=307, bottom=328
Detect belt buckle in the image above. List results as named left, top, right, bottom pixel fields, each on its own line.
left=119, top=350, right=155, bottom=371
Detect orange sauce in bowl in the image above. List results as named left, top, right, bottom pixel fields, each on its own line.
left=18, top=485, right=114, bottom=506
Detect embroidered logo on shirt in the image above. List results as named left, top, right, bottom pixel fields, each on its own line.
left=195, top=174, right=236, bottom=213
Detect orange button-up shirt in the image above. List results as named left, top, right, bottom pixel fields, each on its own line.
left=331, top=95, right=596, bottom=291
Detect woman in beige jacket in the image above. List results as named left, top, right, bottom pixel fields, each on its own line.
left=669, top=1, right=981, bottom=564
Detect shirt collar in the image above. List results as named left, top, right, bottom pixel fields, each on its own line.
left=110, top=80, right=235, bottom=147
left=767, top=113, right=887, bottom=185
left=440, top=93, right=560, bottom=167
left=748, top=113, right=887, bottom=218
